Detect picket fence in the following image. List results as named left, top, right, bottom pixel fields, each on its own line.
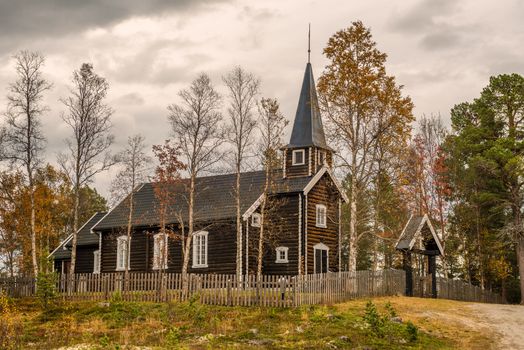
left=0, top=270, right=504, bottom=306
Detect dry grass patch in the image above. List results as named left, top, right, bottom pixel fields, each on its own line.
left=337, top=296, right=498, bottom=350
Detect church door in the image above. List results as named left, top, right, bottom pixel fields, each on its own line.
left=314, top=243, right=329, bottom=274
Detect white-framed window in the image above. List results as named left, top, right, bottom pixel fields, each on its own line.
left=292, top=149, right=305, bottom=165
left=116, top=235, right=130, bottom=271
left=153, top=233, right=168, bottom=270
left=192, top=231, right=208, bottom=268
left=316, top=204, right=327, bottom=228
left=252, top=213, right=261, bottom=227
left=93, top=250, right=100, bottom=274
left=275, top=246, right=289, bottom=263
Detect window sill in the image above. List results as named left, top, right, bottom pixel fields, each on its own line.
left=275, top=260, right=289, bottom=264
left=192, top=264, right=208, bottom=268
left=292, top=162, right=305, bottom=166
left=152, top=266, right=168, bottom=270
left=115, top=267, right=129, bottom=271
left=251, top=224, right=260, bottom=228
left=316, top=224, right=327, bottom=228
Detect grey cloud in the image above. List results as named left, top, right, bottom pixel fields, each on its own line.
left=388, top=0, right=475, bottom=52
left=238, top=6, right=278, bottom=21
left=390, top=0, right=458, bottom=33
left=0, top=0, right=228, bottom=37
left=113, top=93, right=145, bottom=106
left=419, top=29, right=462, bottom=50
left=0, top=0, right=229, bottom=55
left=486, top=57, right=524, bottom=77
left=100, top=39, right=203, bottom=86
left=397, top=67, right=464, bottom=87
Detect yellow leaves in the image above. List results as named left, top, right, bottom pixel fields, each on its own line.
left=489, top=256, right=512, bottom=281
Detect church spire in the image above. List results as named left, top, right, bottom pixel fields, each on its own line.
left=286, top=34, right=330, bottom=150
left=308, top=23, right=311, bottom=63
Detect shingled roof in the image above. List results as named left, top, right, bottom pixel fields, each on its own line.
left=93, top=170, right=312, bottom=231
left=286, top=63, right=331, bottom=150
left=49, top=212, right=106, bottom=259
left=395, top=214, right=444, bottom=256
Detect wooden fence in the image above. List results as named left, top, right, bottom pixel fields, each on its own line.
left=0, top=270, right=504, bottom=306
left=436, top=277, right=505, bottom=304
left=411, top=274, right=504, bottom=303
left=0, top=270, right=405, bottom=307
left=0, top=276, right=35, bottom=298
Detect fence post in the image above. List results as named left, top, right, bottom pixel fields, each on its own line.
left=227, top=278, right=232, bottom=306
left=280, top=277, right=286, bottom=304
left=162, top=274, right=167, bottom=302
left=291, top=276, right=297, bottom=307
left=103, top=275, right=109, bottom=301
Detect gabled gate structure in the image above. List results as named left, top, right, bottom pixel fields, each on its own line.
left=396, top=214, right=444, bottom=298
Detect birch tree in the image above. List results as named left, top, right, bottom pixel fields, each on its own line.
left=318, top=21, right=413, bottom=272
left=58, top=63, right=114, bottom=276
left=3, top=51, right=52, bottom=276
left=223, top=66, right=260, bottom=280
left=167, top=73, right=223, bottom=288
left=256, top=98, right=288, bottom=279
left=110, top=134, right=151, bottom=279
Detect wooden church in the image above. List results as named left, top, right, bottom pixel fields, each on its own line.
left=50, top=60, right=348, bottom=276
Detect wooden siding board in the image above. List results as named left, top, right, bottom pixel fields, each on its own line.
left=246, top=195, right=300, bottom=275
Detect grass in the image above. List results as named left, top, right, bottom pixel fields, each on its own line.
left=0, top=295, right=497, bottom=349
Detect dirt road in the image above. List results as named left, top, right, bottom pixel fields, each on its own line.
left=469, top=303, right=524, bottom=350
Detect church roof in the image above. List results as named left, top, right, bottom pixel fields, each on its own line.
left=286, top=63, right=331, bottom=150
left=49, top=212, right=106, bottom=259
left=92, top=170, right=312, bottom=231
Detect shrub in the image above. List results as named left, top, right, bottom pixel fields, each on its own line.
left=406, top=321, right=418, bottom=342
left=0, top=292, right=22, bottom=349
left=110, top=291, right=123, bottom=303
left=36, top=271, right=58, bottom=313
left=363, top=301, right=385, bottom=336
left=165, top=325, right=182, bottom=346
left=385, top=301, right=397, bottom=318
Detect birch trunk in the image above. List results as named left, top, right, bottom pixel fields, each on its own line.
left=348, top=156, right=358, bottom=272
left=518, top=237, right=524, bottom=305
left=181, top=174, right=195, bottom=292
left=29, top=182, right=38, bottom=276
left=70, top=182, right=80, bottom=277
left=235, top=167, right=243, bottom=280
left=124, top=189, right=134, bottom=286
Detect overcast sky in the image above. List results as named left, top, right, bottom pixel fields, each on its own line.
left=0, top=0, right=523, bottom=198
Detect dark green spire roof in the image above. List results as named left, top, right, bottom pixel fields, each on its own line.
left=286, top=63, right=330, bottom=150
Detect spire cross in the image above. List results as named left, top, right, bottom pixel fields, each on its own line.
left=308, top=23, right=311, bottom=63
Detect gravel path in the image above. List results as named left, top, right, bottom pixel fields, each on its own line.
left=468, top=303, right=524, bottom=350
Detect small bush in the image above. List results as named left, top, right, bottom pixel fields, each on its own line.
left=0, top=292, right=15, bottom=315
left=110, top=291, right=123, bottom=303
left=99, top=334, right=111, bottom=347
left=165, top=325, right=182, bottom=346
left=406, top=321, right=418, bottom=342
left=363, top=301, right=385, bottom=336
left=385, top=301, right=397, bottom=318
left=36, top=271, right=58, bottom=313
left=0, top=292, right=22, bottom=349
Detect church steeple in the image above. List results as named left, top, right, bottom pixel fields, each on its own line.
left=282, top=31, right=333, bottom=179
left=286, top=62, right=330, bottom=150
